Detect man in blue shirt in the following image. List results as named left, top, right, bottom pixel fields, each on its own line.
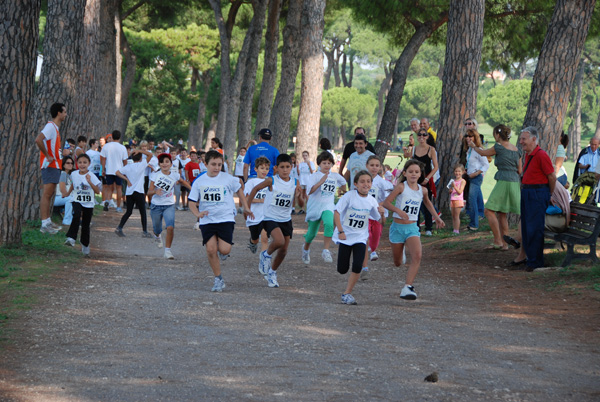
left=243, top=128, right=280, bottom=181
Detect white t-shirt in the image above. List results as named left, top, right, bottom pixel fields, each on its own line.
left=297, top=161, right=316, bottom=186
left=244, top=177, right=269, bottom=226
left=347, top=150, right=375, bottom=189
left=118, top=161, right=147, bottom=196
left=188, top=171, right=241, bottom=225
left=179, top=157, right=191, bottom=180
left=333, top=190, right=380, bottom=246
left=70, top=170, right=100, bottom=208
left=305, top=171, right=346, bottom=221
left=263, top=175, right=296, bottom=222
left=392, top=184, right=423, bottom=222
left=234, top=154, right=245, bottom=177
left=369, top=175, right=394, bottom=217
left=146, top=156, right=159, bottom=177
left=100, top=142, right=128, bottom=175
left=150, top=170, right=180, bottom=206
left=40, top=121, right=61, bottom=169
left=86, top=149, right=102, bottom=175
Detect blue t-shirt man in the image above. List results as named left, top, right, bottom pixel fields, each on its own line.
left=243, top=128, right=280, bottom=180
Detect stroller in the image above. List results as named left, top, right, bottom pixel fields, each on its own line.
left=571, top=172, right=599, bottom=205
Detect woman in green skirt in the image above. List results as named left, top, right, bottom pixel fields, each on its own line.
left=467, top=124, right=521, bottom=250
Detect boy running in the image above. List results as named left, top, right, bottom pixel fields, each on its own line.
left=244, top=157, right=271, bottom=254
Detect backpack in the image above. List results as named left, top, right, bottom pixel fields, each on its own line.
left=571, top=172, right=598, bottom=205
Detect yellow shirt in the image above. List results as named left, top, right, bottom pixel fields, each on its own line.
left=427, top=127, right=437, bottom=141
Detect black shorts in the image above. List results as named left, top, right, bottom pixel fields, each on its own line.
left=248, top=222, right=264, bottom=241
left=180, top=186, right=188, bottom=195
left=105, top=174, right=122, bottom=186
left=263, top=220, right=293, bottom=239
left=200, top=222, right=235, bottom=246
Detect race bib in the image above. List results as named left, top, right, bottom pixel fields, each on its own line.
left=154, top=173, right=175, bottom=194
left=74, top=187, right=94, bottom=203
left=170, top=165, right=179, bottom=174
left=320, top=180, right=337, bottom=197
left=271, top=191, right=293, bottom=208
left=192, top=169, right=200, bottom=177
left=200, top=185, right=225, bottom=203
left=343, top=208, right=368, bottom=230
left=368, top=187, right=379, bottom=200
left=254, top=188, right=267, bottom=200
left=92, top=164, right=101, bottom=173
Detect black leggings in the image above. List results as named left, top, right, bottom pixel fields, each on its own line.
left=66, top=203, right=93, bottom=247
left=337, top=243, right=366, bottom=274
left=118, top=191, right=147, bottom=231
left=419, top=184, right=433, bottom=231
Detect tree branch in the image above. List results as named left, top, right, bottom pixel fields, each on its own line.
left=122, top=0, right=147, bottom=20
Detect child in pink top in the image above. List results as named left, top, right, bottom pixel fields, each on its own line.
left=448, top=164, right=466, bottom=234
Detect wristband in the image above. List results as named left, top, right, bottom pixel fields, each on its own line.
left=339, top=231, right=344, bottom=234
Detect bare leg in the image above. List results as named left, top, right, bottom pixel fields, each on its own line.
left=260, top=229, right=269, bottom=252
left=451, top=207, right=461, bottom=231
left=205, top=236, right=221, bottom=276
left=272, top=236, right=290, bottom=271
left=485, top=208, right=503, bottom=247
left=404, top=236, right=422, bottom=285
left=391, top=242, right=405, bottom=267
left=323, top=236, right=332, bottom=250
left=344, top=272, right=360, bottom=294
left=40, top=183, right=57, bottom=221
left=165, top=226, right=174, bottom=248
left=116, top=186, right=123, bottom=208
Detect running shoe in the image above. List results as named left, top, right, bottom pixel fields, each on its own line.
left=425, top=231, right=432, bottom=237
left=211, top=277, right=225, bottom=292
left=109, top=199, right=117, bottom=208
left=115, top=207, right=123, bottom=213
left=360, top=267, right=369, bottom=281
left=193, top=222, right=200, bottom=230
left=247, top=238, right=258, bottom=254
left=218, top=251, right=229, bottom=261
left=266, top=269, right=279, bottom=288
left=64, top=237, right=76, bottom=247
left=115, top=227, right=126, bottom=237
left=321, top=249, right=333, bottom=263
left=341, top=293, right=357, bottom=305
left=49, top=222, right=62, bottom=231
left=369, top=251, right=379, bottom=261
left=400, top=285, right=417, bottom=300
left=40, top=225, right=59, bottom=235
left=259, top=250, right=272, bottom=275
left=82, top=245, right=90, bottom=257
left=302, top=249, right=310, bottom=265
left=164, top=249, right=175, bottom=259
left=142, top=231, right=153, bottom=238
left=176, top=206, right=184, bottom=211
left=155, top=233, right=163, bottom=248
left=103, top=201, right=109, bottom=211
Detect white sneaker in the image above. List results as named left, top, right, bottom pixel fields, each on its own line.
left=49, top=222, right=62, bottom=231
left=109, top=199, right=117, bottom=208
left=341, top=293, right=357, bottom=305
left=266, top=269, right=279, bottom=288
left=321, top=249, right=333, bottom=263
left=155, top=233, right=163, bottom=248
left=259, top=250, right=272, bottom=275
left=211, top=277, right=225, bottom=292
left=370, top=251, right=379, bottom=261
left=217, top=251, right=229, bottom=261
left=164, top=249, right=175, bottom=259
left=425, top=230, right=432, bottom=237
left=64, top=237, right=76, bottom=247
left=82, top=245, right=90, bottom=258
left=360, top=267, right=369, bottom=281
left=193, top=222, right=200, bottom=230
left=400, top=285, right=417, bottom=300
left=40, top=225, right=59, bottom=234
left=302, top=249, right=310, bottom=265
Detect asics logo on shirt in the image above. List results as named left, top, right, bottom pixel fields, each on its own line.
left=349, top=212, right=367, bottom=220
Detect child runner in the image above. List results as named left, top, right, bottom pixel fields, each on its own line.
left=148, top=153, right=191, bottom=259
left=382, top=160, right=445, bottom=300
left=171, top=148, right=184, bottom=211
left=64, top=154, right=102, bottom=257
left=179, top=148, right=190, bottom=210
left=296, top=150, right=315, bottom=213
left=384, top=164, right=394, bottom=183
left=361, top=155, right=394, bottom=278
left=247, top=154, right=303, bottom=288
left=54, top=156, right=75, bottom=226
left=86, top=139, right=102, bottom=181
left=301, top=151, right=347, bottom=265
left=449, top=164, right=466, bottom=235
left=333, top=170, right=383, bottom=305
left=290, top=153, right=299, bottom=215
left=188, top=150, right=253, bottom=292
left=244, top=156, right=271, bottom=254
left=115, top=148, right=154, bottom=238
left=234, top=146, right=246, bottom=182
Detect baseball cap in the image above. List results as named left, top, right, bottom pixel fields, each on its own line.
left=258, top=128, right=272, bottom=139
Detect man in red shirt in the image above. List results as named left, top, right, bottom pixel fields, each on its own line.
left=35, top=102, right=67, bottom=234
left=519, top=127, right=556, bottom=270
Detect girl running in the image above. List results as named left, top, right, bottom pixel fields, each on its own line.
left=333, top=170, right=383, bottom=305
left=449, top=164, right=466, bottom=234
left=382, top=160, right=445, bottom=300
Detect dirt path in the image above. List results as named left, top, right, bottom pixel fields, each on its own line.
left=1, top=207, right=599, bottom=401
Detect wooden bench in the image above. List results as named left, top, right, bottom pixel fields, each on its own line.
left=544, top=202, right=600, bottom=267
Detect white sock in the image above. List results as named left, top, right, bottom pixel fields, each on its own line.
left=42, top=218, right=52, bottom=226
left=165, top=247, right=171, bottom=252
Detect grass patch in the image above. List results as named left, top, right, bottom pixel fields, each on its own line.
left=0, top=222, right=80, bottom=344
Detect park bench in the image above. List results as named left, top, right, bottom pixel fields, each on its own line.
left=544, top=202, right=600, bottom=267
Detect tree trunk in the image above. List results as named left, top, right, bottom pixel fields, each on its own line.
left=0, top=0, right=41, bottom=245
left=295, top=0, right=326, bottom=159
left=254, top=0, right=282, bottom=135
left=115, top=13, right=137, bottom=135
left=332, top=49, right=341, bottom=88
left=373, top=18, right=447, bottom=159
left=204, top=115, right=217, bottom=152
left=436, top=0, right=485, bottom=211
left=341, top=52, right=349, bottom=87
left=521, top=0, right=596, bottom=159
left=23, top=0, right=86, bottom=222
left=269, top=0, right=304, bottom=152
left=95, top=0, right=119, bottom=133
left=324, top=50, right=334, bottom=90
left=572, top=59, right=585, bottom=150
left=238, top=0, right=269, bottom=150
left=376, top=64, right=393, bottom=134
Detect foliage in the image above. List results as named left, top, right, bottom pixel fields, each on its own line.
left=321, top=86, right=376, bottom=131
left=398, top=76, right=443, bottom=126
left=480, top=79, right=532, bottom=133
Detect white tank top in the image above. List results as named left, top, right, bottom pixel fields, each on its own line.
left=392, top=183, right=423, bottom=221
left=264, top=175, right=296, bottom=222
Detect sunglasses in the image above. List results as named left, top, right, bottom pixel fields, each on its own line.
left=466, top=135, right=474, bottom=138
left=465, top=122, right=474, bottom=126
left=417, top=133, right=428, bottom=137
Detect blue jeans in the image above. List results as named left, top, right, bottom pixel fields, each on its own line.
left=150, top=204, right=175, bottom=235
left=54, top=195, right=73, bottom=225
left=521, top=186, right=551, bottom=268
left=467, top=174, right=483, bottom=228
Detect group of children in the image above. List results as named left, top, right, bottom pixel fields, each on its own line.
left=62, top=144, right=445, bottom=305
